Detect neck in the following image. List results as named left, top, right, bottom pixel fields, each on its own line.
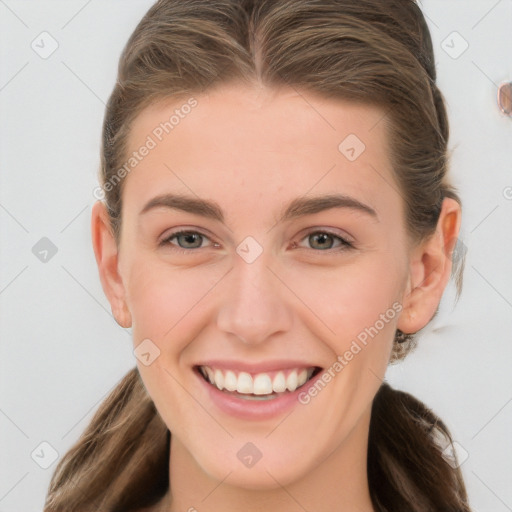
left=163, top=408, right=375, bottom=512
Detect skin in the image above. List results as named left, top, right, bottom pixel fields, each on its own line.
left=91, top=82, right=461, bottom=512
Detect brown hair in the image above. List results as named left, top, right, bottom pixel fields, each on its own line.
left=44, top=1, right=471, bottom=510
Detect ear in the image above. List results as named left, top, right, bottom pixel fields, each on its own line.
left=91, top=201, right=132, bottom=328
left=397, top=197, right=461, bottom=334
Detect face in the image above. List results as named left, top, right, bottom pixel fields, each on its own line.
left=115, top=83, right=412, bottom=489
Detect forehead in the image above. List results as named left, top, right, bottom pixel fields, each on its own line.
left=123, top=83, right=400, bottom=224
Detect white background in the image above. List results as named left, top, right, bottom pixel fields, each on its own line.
left=0, top=1, right=511, bottom=510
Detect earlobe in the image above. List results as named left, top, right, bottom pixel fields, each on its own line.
left=91, top=201, right=132, bottom=328
left=397, top=197, right=461, bottom=335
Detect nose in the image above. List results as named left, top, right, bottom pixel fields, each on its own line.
left=216, top=252, right=293, bottom=345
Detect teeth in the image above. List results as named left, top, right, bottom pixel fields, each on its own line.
left=253, top=374, right=273, bottom=395
left=298, top=368, right=308, bottom=387
left=199, top=366, right=317, bottom=396
left=214, top=369, right=224, bottom=390
left=205, top=366, right=214, bottom=383
left=237, top=372, right=253, bottom=394
left=286, top=371, right=298, bottom=392
left=224, top=370, right=237, bottom=392
left=272, top=372, right=287, bottom=393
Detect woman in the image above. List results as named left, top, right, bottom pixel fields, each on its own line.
left=44, top=0, right=473, bottom=510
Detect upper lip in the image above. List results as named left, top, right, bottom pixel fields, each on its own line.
left=194, top=360, right=322, bottom=373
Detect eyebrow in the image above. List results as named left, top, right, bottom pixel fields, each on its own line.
left=139, top=193, right=378, bottom=223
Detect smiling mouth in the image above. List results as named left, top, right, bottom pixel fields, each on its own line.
left=196, top=365, right=322, bottom=400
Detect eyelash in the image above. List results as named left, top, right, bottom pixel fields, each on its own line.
left=159, top=229, right=354, bottom=254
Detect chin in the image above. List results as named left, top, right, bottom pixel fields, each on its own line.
left=207, top=459, right=306, bottom=491
left=191, top=437, right=316, bottom=491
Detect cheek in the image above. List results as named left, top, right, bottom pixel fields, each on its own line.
left=123, top=257, right=227, bottom=349
left=284, top=255, right=404, bottom=347
left=123, top=260, right=220, bottom=426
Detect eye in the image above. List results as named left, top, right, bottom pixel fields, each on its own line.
left=159, top=228, right=354, bottom=254
left=159, top=230, right=218, bottom=252
left=296, top=230, right=354, bottom=252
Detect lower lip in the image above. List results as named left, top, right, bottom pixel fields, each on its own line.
left=195, top=368, right=322, bottom=421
